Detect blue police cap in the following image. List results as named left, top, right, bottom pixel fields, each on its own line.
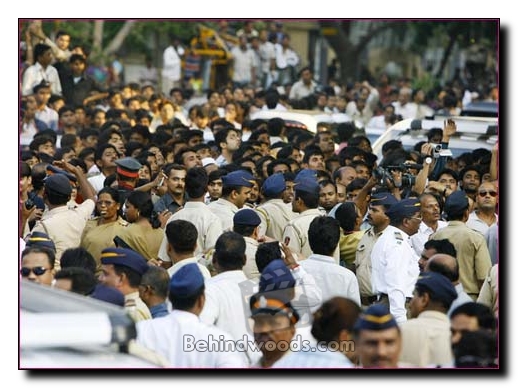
left=259, top=259, right=296, bottom=293
left=295, top=168, right=317, bottom=182
left=262, top=173, right=286, bottom=197
left=416, top=272, right=457, bottom=308
left=370, top=192, right=398, bottom=208
left=294, top=177, right=320, bottom=194
left=100, top=247, right=149, bottom=275
left=233, top=208, right=261, bottom=227
left=353, top=304, right=398, bottom=332
left=169, top=263, right=205, bottom=298
left=25, top=231, right=56, bottom=252
left=221, top=170, right=255, bottom=188
left=385, top=198, right=421, bottom=219
left=249, top=293, right=300, bottom=324
left=444, top=191, right=469, bottom=215
left=90, top=283, right=125, bottom=307
left=44, top=173, right=72, bottom=196
left=46, top=164, right=78, bottom=184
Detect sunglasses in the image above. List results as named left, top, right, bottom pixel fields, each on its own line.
left=20, top=266, right=49, bottom=277
left=478, top=191, right=497, bottom=197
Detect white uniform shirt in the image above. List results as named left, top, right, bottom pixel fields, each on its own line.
left=158, top=201, right=223, bottom=262
left=199, top=270, right=262, bottom=365
left=410, top=220, right=448, bottom=257
left=207, top=198, right=239, bottom=231
left=370, top=225, right=420, bottom=323
left=300, top=254, right=361, bottom=308
left=136, top=310, right=248, bottom=367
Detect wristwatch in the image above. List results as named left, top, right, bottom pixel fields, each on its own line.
left=424, top=157, right=432, bottom=165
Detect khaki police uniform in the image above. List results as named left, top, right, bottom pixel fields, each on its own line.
left=430, top=221, right=492, bottom=299
left=256, top=199, right=295, bottom=241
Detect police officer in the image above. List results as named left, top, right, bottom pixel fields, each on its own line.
left=113, top=157, right=142, bottom=209
left=355, top=192, right=397, bottom=308
left=370, top=198, right=421, bottom=323
left=99, top=247, right=152, bottom=322
left=255, top=173, right=295, bottom=241
left=282, top=169, right=326, bottom=260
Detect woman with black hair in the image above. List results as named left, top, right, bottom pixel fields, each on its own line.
left=115, top=191, right=163, bottom=262
left=80, top=186, right=128, bottom=275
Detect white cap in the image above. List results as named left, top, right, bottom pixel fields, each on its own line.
left=202, top=157, right=216, bottom=167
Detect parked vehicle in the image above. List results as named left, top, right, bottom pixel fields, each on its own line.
left=371, top=117, right=498, bottom=162
left=20, top=280, right=162, bottom=368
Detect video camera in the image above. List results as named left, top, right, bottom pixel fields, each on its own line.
left=372, top=163, right=418, bottom=188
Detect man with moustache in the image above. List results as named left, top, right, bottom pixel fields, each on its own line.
left=410, top=192, right=448, bottom=257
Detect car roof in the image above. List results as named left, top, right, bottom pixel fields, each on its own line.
left=20, top=280, right=161, bottom=368
left=250, top=109, right=351, bottom=134
left=371, top=117, right=498, bottom=161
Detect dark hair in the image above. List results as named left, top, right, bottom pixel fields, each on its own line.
left=308, top=216, right=340, bottom=256
left=255, top=242, right=282, bottom=273
left=453, top=330, right=498, bottom=368
left=266, top=158, right=291, bottom=176
left=213, top=231, right=246, bottom=271
left=346, top=178, right=368, bottom=194
left=126, top=191, right=160, bottom=228
left=166, top=220, right=198, bottom=254
left=60, top=247, right=97, bottom=275
left=437, top=168, right=459, bottom=182
left=141, top=265, right=170, bottom=299
left=450, top=302, right=496, bottom=331
left=336, top=122, right=356, bottom=143
left=54, top=267, right=97, bottom=295
left=267, top=117, right=285, bottom=137
left=334, top=201, right=359, bottom=233
left=185, top=166, right=208, bottom=198
left=294, top=188, right=320, bottom=209
left=169, top=284, right=205, bottom=311
left=302, top=146, right=324, bottom=165
left=233, top=223, right=257, bottom=238
left=34, top=43, right=51, bottom=62
left=311, top=297, right=361, bottom=345
left=208, top=169, right=224, bottom=183
left=21, top=246, right=56, bottom=269
left=112, top=263, right=146, bottom=288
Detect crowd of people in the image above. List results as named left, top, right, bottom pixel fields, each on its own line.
left=19, top=21, right=499, bottom=369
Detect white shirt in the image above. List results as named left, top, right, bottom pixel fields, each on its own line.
left=87, top=173, right=108, bottom=194
left=22, top=62, right=62, bottom=96
left=258, top=41, right=276, bottom=73
left=289, top=80, right=318, bottom=100
left=466, top=211, right=498, bottom=236
left=136, top=310, right=248, bottom=367
left=167, top=257, right=212, bottom=280
left=230, top=46, right=257, bottom=83
left=162, top=45, right=183, bottom=81
left=158, top=201, right=223, bottom=262
left=410, top=220, right=448, bottom=257
left=300, top=254, right=361, bottom=308
left=199, top=270, right=262, bottom=365
left=371, top=225, right=420, bottom=323
left=392, top=101, right=418, bottom=120
left=272, top=347, right=355, bottom=368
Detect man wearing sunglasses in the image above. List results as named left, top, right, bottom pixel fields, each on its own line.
left=466, top=181, right=498, bottom=236
left=20, top=246, right=56, bottom=286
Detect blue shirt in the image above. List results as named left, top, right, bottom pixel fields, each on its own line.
left=150, top=302, right=169, bottom=319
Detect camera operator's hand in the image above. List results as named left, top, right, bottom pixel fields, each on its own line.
left=443, top=119, right=457, bottom=142
left=421, top=143, right=433, bottom=157
left=389, top=169, right=403, bottom=188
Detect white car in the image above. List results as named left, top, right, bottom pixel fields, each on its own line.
left=20, top=280, right=163, bottom=368
left=371, top=116, right=498, bottom=162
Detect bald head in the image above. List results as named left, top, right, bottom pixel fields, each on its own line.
left=335, top=166, right=357, bottom=186
left=425, top=253, right=459, bottom=283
